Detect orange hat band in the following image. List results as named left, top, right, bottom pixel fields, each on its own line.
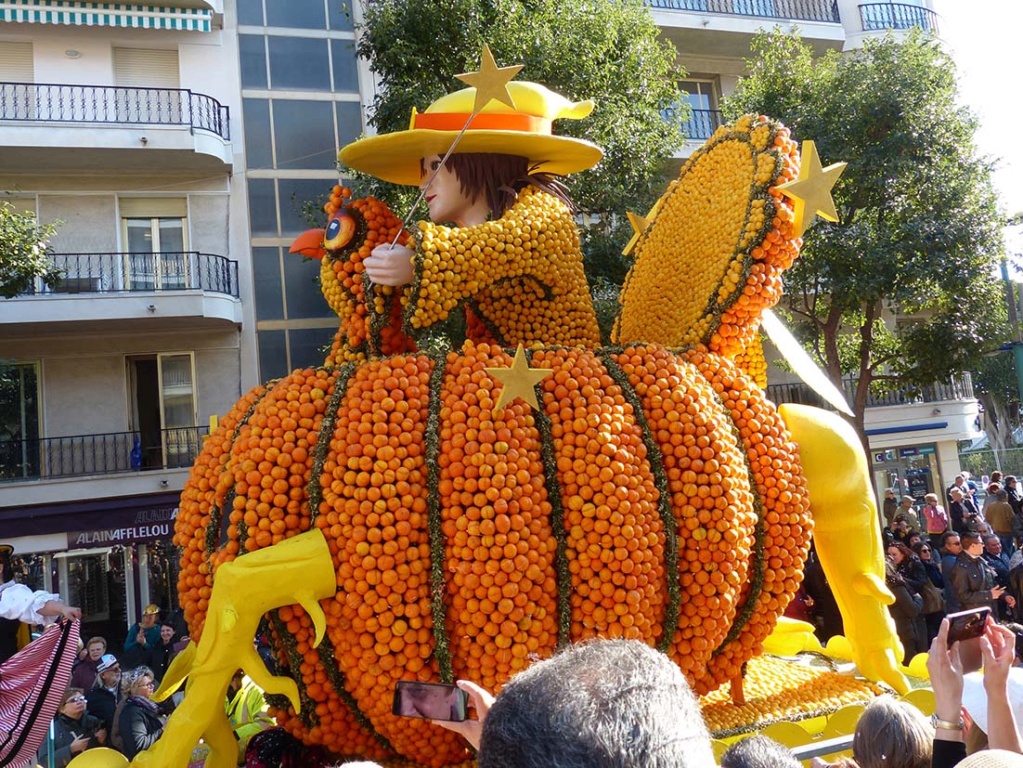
left=414, top=111, right=552, bottom=135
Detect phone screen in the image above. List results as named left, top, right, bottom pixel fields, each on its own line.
left=392, top=681, right=469, bottom=722
left=946, top=606, right=991, bottom=648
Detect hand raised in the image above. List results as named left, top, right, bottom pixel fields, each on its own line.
left=364, top=244, right=415, bottom=287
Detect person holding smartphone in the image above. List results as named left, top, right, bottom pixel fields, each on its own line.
left=35, top=687, right=107, bottom=767
left=927, top=615, right=1023, bottom=767
left=950, top=532, right=1016, bottom=616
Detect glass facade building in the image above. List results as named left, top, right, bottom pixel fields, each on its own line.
left=238, top=0, right=364, bottom=379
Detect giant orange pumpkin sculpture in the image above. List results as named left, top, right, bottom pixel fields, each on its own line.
left=176, top=115, right=816, bottom=766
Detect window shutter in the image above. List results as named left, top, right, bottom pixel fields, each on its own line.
left=0, top=42, right=33, bottom=83
left=113, top=48, right=180, bottom=89
left=120, top=198, right=188, bottom=218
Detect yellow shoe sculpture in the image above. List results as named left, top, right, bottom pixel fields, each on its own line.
left=779, top=404, right=909, bottom=694
left=67, top=529, right=335, bottom=768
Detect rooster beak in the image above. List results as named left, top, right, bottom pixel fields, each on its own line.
left=289, top=228, right=326, bottom=259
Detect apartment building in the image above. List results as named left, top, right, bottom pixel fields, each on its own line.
left=0, top=0, right=253, bottom=641
left=653, top=0, right=975, bottom=506
left=0, top=0, right=959, bottom=637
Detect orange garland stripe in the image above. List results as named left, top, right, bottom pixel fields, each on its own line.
left=413, top=111, right=552, bottom=134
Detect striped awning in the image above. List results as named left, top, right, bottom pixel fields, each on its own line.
left=0, top=1, right=213, bottom=31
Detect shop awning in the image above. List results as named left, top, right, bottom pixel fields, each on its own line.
left=0, top=1, right=213, bottom=32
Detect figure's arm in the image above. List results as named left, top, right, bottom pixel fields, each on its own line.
left=394, top=189, right=573, bottom=331
left=0, top=583, right=79, bottom=624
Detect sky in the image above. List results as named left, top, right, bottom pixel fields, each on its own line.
left=933, top=1, right=1023, bottom=229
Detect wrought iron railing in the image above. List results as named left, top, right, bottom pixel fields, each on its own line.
left=859, top=3, right=939, bottom=32
left=16, top=252, right=239, bottom=298
left=766, top=373, right=974, bottom=410
left=646, top=0, right=840, bottom=23
left=0, top=426, right=209, bottom=482
left=662, top=106, right=724, bottom=142
left=0, top=82, right=230, bottom=140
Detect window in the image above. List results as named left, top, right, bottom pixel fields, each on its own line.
left=0, top=42, right=34, bottom=120
left=0, top=362, right=41, bottom=481
left=127, top=353, right=198, bottom=469
left=121, top=199, right=188, bottom=291
left=113, top=48, right=181, bottom=125
left=677, top=79, right=721, bottom=141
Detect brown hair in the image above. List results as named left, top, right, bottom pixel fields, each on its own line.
left=852, top=696, right=932, bottom=768
left=423, top=153, right=575, bottom=219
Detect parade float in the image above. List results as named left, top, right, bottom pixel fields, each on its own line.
left=68, top=52, right=925, bottom=768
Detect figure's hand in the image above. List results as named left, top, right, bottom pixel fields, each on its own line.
left=95, top=728, right=108, bottom=745
left=431, top=679, right=495, bottom=751
left=928, top=619, right=965, bottom=723
left=70, top=734, right=90, bottom=754
left=1006, top=595, right=1017, bottom=609
left=365, top=244, right=415, bottom=287
left=62, top=605, right=82, bottom=621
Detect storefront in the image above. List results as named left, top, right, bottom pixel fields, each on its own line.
left=1, top=491, right=182, bottom=648
left=871, top=443, right=940, bottom=506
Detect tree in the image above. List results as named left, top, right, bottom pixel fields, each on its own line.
left=724, top=29, right=1007, bottom=445
left=354, top=0, right=683, bottom=302
left=0, top=200, right=60, bottom=298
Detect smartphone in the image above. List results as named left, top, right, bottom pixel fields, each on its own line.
left=946, top=606, right=991, bottom=647
left=392, top=680, right=469, bottom=722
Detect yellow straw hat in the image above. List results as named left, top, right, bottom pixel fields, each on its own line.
left=339, top=81, right=603, bottom=186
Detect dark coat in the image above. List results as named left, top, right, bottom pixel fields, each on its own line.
left=36, top=711, right=105, bottom=768
left=983, top=550, right=1012, bottom=587
left=949, top=552, right=997, bottom=612
left=85, top=686, right=120, bottom=733
left=887, top=579, right=926, bottom=664
left=117, top=698, right=165, bottom=759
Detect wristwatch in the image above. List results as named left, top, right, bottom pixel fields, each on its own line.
left=930, top=713, right=965, bottom=730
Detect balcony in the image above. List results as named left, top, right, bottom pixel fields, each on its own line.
left=0, top=82, right=232, bottom=174
left=649, top=0, right=844, bottom=62
left=858, top=3, right=939, bottom=33
left=646, top=0, right=840, bottom=22
left=663, top=106, right=725, bottom=143
left=0, top=252, right=243, bottom=333
left=766, top=373, right=974, bottom=410
left=0, top=426, right=208, bottom=483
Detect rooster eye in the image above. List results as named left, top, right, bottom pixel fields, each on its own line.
left=323, top=211, right=357, bottom=250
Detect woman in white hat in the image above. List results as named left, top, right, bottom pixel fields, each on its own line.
left=340, top=79, right=604, bottom=349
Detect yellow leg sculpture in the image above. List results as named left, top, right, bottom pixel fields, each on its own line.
left=67, top=529, right=337, bottom=768
left=779, top=404, right=910, bottom=695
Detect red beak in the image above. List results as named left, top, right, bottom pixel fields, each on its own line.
left=289, top=228, right=326, bottom=259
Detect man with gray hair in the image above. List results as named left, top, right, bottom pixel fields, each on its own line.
left=441, top=639, right=716, bottom=767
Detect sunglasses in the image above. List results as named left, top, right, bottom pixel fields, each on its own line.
left=66, top=696, right=86, bottom=704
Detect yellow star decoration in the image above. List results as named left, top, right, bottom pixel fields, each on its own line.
left=622, top=211, right=652, bottom=257
left=622, top=181, right=675, bottom=256
left=455, top=44, right=524, bottom=114
left=775, top=140, right=847, bottom=237
left=486, top=344, right=553, bottom=412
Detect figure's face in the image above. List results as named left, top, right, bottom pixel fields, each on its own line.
left=88, top=642, right=105, bottom=660
left=986, top=538, right=1002, bottom=555
left=141, top=613, right=157, bottom=628
left=918, top=545, right=933, bottom=561
left=421, top=155, right=473, bottom=226
left=161, top=625, right=175, bottom=643
left=887, top=546, right=904, bottom=565
left=945, top=537, right=962, bottom=554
